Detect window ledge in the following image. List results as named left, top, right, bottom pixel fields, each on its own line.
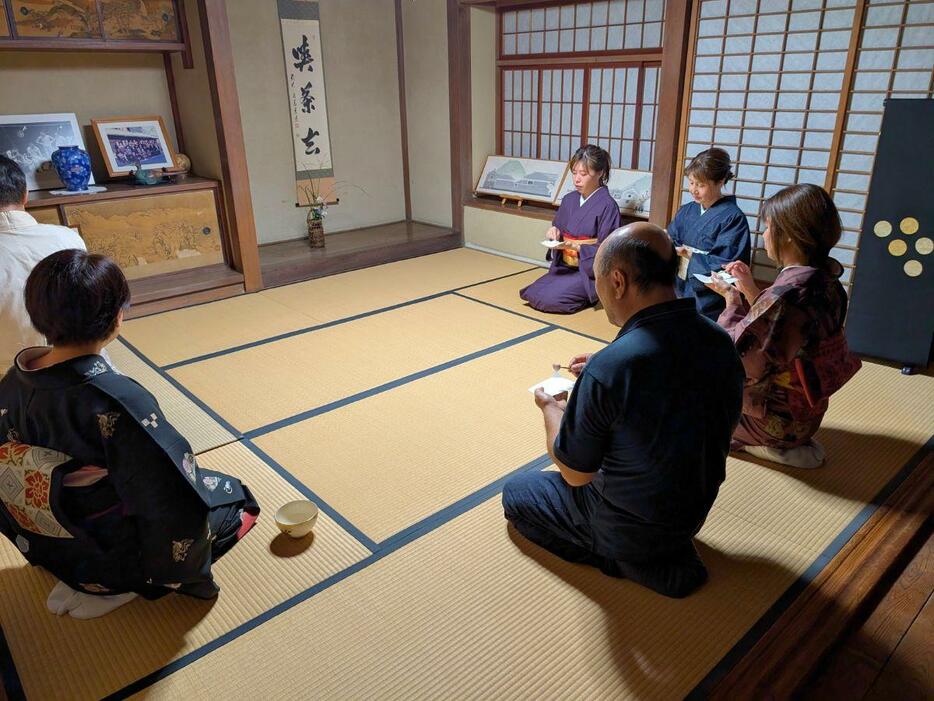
left=464, top=195, right=650, bottom=223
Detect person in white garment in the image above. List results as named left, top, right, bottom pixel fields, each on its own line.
left=0, top=155, right=87, bottom=373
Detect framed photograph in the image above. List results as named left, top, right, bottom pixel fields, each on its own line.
left=475, top=155, right=568, bottom=204
left=0, top=113, right=95, bottom=191
left=555, top=167, right=653, bottom=217
left=92, top=116, right=176, bottom=177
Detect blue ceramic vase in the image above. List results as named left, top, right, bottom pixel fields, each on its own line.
left=51, top=145, right=92, bottom=192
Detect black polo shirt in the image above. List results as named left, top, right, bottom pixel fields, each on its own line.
left=553, top=298, right=744, bottom=560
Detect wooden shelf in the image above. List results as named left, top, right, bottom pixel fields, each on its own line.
left=465, top=196, right=651, bottom=223
left=26, top=176, right=219, bottom=209
left=126, top=263, right=244, bottom=319
left=0, top=38, right=186, bottom=53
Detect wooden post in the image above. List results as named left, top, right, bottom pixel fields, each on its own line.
left=448, top=0, right=471, bottom=240
left=649, top=0, right=693, bottom=228
left=395, top=0, right=412, bottom=222
left=196, top=0, right=263, bottom=292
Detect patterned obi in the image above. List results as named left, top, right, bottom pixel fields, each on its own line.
left=560, top=232, right=593, bottom=267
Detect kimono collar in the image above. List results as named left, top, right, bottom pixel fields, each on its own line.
left=614, top=298, right=697, bottom=340
left=702, top=195, right=737, bottom=212
left=774, top=257, right=844, bottom=285
left=13, top=347, right=113, bottom=389
left=0, top=209, right=38, bottom=234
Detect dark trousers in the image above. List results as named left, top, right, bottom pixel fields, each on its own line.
left=502, top=471, right=708, bottom=599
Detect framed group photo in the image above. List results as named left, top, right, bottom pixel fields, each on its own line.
left=92, top=116, right=176, bottom=177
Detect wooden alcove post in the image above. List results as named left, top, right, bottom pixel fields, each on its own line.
left=196, top=0, right=263, bottom=292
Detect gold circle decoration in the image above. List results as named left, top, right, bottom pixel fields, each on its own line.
left=888, top=239, right=908, bottom=256
left=916, top=237, right=933, bottom=255
left=873, top=220, right=892, bottom=237
left=899, top=217, right=919, bottom=235
left=904, top=260, right=923, bottom=277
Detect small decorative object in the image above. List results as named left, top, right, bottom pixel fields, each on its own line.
left=50, top=145, right=92, bottom=192
left=132, top=164, right=164, bottom=186
left=172, top=152, right=191, bottom=180
left=91, top=115, right=177, bottom=178
left=0, top=113, right=95, bottom=191
left=300, top=176, right=330, bottom=248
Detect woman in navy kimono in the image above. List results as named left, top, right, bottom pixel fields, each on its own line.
left=667, top=148, right=751, bottom=320
left=0, top=250, right=259, bottom=619
left=705, top=184, right=860, bottom=469
left=520, top=145, right=621, bottom=314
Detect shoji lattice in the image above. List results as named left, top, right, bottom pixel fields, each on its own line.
left=502, top=68, right=540, bottom=157
left=682, top=0, right=859, bottom=283
left=829, top=0, right=934, bottom=290
left=588, top=64, right=662, bottom=171
left=501, top=1, right=666, bottom=56
left=540, top=68, right=586, bottom=161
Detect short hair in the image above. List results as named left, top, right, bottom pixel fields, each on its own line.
left=25, top=250, right=130, bottom=346
left=760, top=183, right=842, bottom=267
left=0, top=155, right=27, bottom=207
left=684, top=147, right=734, bottom=185
left=569, top=144, right=612, bottom=186
left=597, top=230, right=679, bottom=292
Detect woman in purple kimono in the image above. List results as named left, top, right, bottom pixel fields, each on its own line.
left=519, top=145, right=621, bottom=314
left=668, top=148, right=751, bottom=320
left=706, top=184, right=861, bottom=469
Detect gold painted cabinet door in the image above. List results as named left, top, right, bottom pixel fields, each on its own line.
left=11, top=0, right=102, bottom=38
left=29, top=207, right=63, bottom=226
left=63, top=190, right=224, bottom=280
left=100, top=0, right=179, bottom=41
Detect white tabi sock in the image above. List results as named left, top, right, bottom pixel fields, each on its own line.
left=742, top=439, right=825, bottom=469
left=46, top=580, right=137, bottom=619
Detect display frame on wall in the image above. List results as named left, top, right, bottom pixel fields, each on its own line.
left=0, top=112, right=95, bottom=191
left=91, top=115, right=177, bottom=178
left=554, top=166, right=652, bottom=217
left=475, top=155, right=569, bottom=204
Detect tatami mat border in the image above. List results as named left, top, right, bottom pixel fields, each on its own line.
left=452, top=291, right=616, bottom=345
left=161, top=267, right=540, bottom=371
left=101, top=453, right=553, bottom=701
left=116, top=336, right=241, bottom=439
left=243, top=326, right=555, bottom=439
left=686, top=435, right=934, bottom=698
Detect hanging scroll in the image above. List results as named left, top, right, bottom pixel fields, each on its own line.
left=278, top=0, right=336, bottom=205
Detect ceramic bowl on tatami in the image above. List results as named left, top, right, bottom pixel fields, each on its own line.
left=274, top=500, right=319, bottom=539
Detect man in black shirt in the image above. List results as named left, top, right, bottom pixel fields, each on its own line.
left=503, top=223, right=744, bottom=598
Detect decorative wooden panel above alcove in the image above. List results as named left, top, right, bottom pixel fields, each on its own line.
left=0, top=0, right=187, bottom=53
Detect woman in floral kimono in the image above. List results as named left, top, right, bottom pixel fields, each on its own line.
left=706, top=183, right=861, bottom=469
left=0, top=250, right=259, bottom=619
left=519, top=145, right=621, bottom=314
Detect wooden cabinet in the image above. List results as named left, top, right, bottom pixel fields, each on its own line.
left=0, top=0, right=184, bottom=48
left=27, top=178, right=226, bottom=281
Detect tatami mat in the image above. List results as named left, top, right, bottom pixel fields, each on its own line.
left=133, top=498, right=816, bottom=700
left=121, top=293, right=322, bottom=367
left=0, top=442, right=371, bottom=701
left=458, top=268, right=620, bottom=342
left=121, top=249, right=535, bottom=368
left=261, top=248, right=535, bottom=324
left=717, top=362, right=934, bottom=553
left=169, top=295, right=548, bottom=433
left=107, top=339, right=237, bottom=454
left=253, top=330, right=606, bottom=543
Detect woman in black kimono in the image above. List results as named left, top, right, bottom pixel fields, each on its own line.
left=0, top=250, right=259, bottom=619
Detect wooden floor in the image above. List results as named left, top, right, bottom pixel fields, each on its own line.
left=259, top=220, right=460, bottom=288
left=802, top=526, right=934, bottom=700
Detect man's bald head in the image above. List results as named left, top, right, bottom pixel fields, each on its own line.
left=596, top=223, right=678, bottom=292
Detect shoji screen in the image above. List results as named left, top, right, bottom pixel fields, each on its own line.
left=682, top=0, right=859, bottom=283
left=828, top=0, right=934, bottom=289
